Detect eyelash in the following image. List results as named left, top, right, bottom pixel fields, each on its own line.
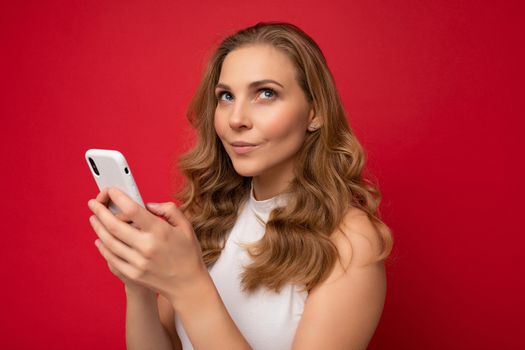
left=215, top=88, right=277, bottom=102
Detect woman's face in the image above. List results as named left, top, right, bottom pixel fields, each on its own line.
left=214, top=44, right=317, bottom=182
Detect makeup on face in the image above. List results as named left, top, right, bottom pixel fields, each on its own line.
left=213, top=45, right=314, bottom=180
left=230, top=144, right=261, bottom=155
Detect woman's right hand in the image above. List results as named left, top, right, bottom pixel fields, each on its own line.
left=91, top=188, right=154, bottom=295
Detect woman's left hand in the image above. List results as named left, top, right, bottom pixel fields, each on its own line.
left=87, top=187, right=207, bottom=303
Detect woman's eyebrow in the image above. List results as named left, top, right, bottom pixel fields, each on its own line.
left=215, top=79, right=284, bottom=90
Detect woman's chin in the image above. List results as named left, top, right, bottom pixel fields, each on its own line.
left=231, top=163, right=261, bottom=178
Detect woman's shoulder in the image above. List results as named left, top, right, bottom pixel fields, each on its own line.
left=181, top=207, right=194, bottom=221
left=330, top=206, right=383, bottom=269
left=182, top=210, right=191, bottom=220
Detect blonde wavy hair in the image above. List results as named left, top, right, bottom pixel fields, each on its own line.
left=174, top=21, right=393, bottom=293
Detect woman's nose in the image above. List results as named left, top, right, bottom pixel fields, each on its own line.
left=228, top=99, right=252, bottom=130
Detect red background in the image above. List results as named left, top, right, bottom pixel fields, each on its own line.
left=1, top=1, right=523, bottom=349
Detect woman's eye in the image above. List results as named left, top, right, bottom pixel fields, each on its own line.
left=216, top=88, right=277, bottom=102
left=258, top=88, right=276, bottom=100
left=217, top=91, right=233, bottom=101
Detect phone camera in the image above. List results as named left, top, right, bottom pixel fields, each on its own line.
left=88, top=157, right=100, bottom=176
left=124, top=167, right=129, bottom=174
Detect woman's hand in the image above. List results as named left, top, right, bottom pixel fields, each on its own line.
left=87, top=187, right=207, bottom=303
left=89, top=189, right=150, bottom=293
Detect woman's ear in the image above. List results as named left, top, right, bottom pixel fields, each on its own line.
left=307, top=104, right=323, bottom=132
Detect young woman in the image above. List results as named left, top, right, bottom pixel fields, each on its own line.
left=88, top=21, right=393, bottom=350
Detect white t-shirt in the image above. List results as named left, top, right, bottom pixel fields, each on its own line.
left=175, top=182, right=308, bottom=349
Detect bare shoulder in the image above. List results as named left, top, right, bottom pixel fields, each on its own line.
left=181, top=207, right=194, bottom=221
left=330, top=207, right=383, bottom=270
left=292, top=207, right=387, bottom=349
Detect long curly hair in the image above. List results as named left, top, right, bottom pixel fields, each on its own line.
left=174, top=21, right=393, bottom=293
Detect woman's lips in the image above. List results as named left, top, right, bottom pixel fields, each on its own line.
left=231, top=144, right=260, bottom=155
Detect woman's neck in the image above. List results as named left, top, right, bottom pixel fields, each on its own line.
left=251, top=163, right=295, bottom=200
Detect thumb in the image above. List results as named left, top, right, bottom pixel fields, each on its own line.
left=146, top=202, right=186, bottom=227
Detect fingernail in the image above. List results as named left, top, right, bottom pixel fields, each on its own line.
left=94, top=239, right=100, bottom=247
left=147, top=203, right=159, bottom=207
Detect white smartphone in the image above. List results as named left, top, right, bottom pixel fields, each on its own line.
left=85, top=149, right=145, bottom=215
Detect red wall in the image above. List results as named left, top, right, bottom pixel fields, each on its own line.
left=2, top=1, right=523, bottom=348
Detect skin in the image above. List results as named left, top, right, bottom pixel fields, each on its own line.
left=88, top=44, right=386, bottom=349
left=89, top=189, right=250, bottom=349
left=214, top=44, right=321, bottom=200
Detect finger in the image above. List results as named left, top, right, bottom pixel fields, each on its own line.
left=95, top=239, right=142, bottom=281
left=95, top=187, right=110, bottom=205
left=88, top=198, right=142, bottom=250
left=101, top=247, right=127, bottom=279
left=145, top=202, right=190, bottom=229
left=114, top=212, right=132, bottom=223
left=106, top=187, right=156, bottom=230
left=89, top=215, right=148, bottom=268
left=96, top=188, right=132, bottom=222
left=112, top=210, right=134, bottom=226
